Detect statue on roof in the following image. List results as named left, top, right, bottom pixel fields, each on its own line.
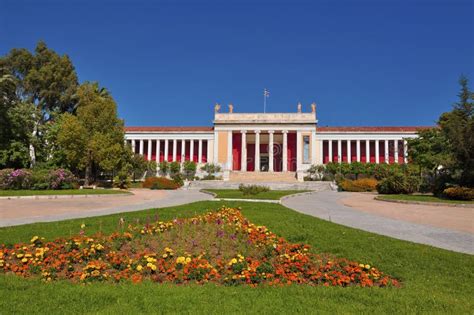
left=297, top=102, right=302, bottom=113
left=214, top=103, right=221, bottom=113
left=228, top=103, right=234, bottom=113
left=311, top=102, right=316, bottom=113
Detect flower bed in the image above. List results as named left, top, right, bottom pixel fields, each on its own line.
left=0, top=207, right=399, bottom=287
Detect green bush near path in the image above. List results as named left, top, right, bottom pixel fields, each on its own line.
left=0, top=189, right=129, bottom=197
left=203, top=189, right=307, bottom=200
left=378, top=194, right=474, bottom=204
left=0, top=200, right=472, bottom=313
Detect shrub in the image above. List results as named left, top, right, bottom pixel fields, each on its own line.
left=113, top=170, right=131, bottom=189
left=376, top=174, right=420, bottom=194
left=0, top=168, right=14, bottom=189
left=142, top=177, right=180, bottom=190
left=169, top=161, right=181, bottom=177
left=443, top=187, right=474, bottom=201
left=31, top=169, right=50, bottom=190
left=339, top=178, right=378, bottom=192
left=49, top=168, right=76, bottom=189
left=158, top=161, right=169, bottom=176
left=182, top=161, right=197, bottom=180
left=6, top=169, right=32, bottom=189
left=238, top=184, right=269, bottom=196
left=200, top=163, right=221, bottom=179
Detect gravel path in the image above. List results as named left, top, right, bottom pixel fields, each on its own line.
left=0, top=189, right=212, bottom=227
left=282, top=191, right=474, bottom=255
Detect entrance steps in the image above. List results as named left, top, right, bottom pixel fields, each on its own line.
left=229, top=171, right=297, bottom=183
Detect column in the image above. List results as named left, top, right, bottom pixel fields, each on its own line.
left=394, top=140, right=399, bottom=164
left=147, top=139, right=152, bottom=161
left=190, top=140, right=194, bottom=162
left=365, top=140, right=370, bottom=163
left=255, top=131, right=261, bottom=172
left=241, top=131, right=247, bottom=171
left=384, top=140, right=389, bottom=163
left=328, top=140, right=333, bottom=162
left=337, top=140, right=342, bottom=163
left=268, top=131, right=274, bottom=172
left=206, top=140, right=212, bottom=163
left=156, top=140, right=160, bottom=163
left=131, top=140, right=136, bottom=154
left=296, top=131, right=302, bottom=169
left=213, top=131, right=219, bottom=165
left=139, top=139, right=144, bottom=156
left=311, top=130, right=317, bottom=165
left=198, top=140, right=203, bottom=164
left=319, top=139, right=324, bottom=164
left=347, top=140, right=351, bottom=164
left=181, top=139, right=186, bottom=161
left=403, top=140, right=408, bottom=164
left=356, top=140, right=361, bottom=162
left=164, top=139, right=169, bottom=162
left=172, top=139, right=177, bottom=161
left=282, top=130, right=288, bottom=171
left=227, top=131, right=233, bottom=170
left=375, top=140, right=380, bottom=164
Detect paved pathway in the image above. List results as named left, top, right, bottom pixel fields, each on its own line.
left=0, top=189, right=212, bottom=227
left=282, top=191, right=474, bottom=255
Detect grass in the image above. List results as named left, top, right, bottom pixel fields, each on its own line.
left=203, top=189, right=308, bottom=200
left=0, top=201, right=473, bottom=313
left=378, top=194, right=474, bottom=204
left=0, top=189, right=130, bottom=197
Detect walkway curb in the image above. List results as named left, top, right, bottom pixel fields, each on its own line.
left=0, top=192, right=132, bottom=200
left=374, top=196, right=474, bottom=208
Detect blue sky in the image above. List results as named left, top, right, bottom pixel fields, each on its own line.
left=1, top=0, right=473, bottom=127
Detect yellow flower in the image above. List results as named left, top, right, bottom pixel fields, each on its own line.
left=91, top=270, right=100, bottom=277
left=151, top=265, right=157, bottom=271
left=136, top=265, right=143, bottom=272
left=359, top=263, right=365, bottom=268
left=30, top=236, right=39, bottom=243
left=21, top=258, right=28, bottom=263
left=365, top=264, right=371, bottom=270
left=228, top=258, right=238, bottom=266
left=185, top=257, right=191, bottom=264
left=80, top=224, right=86, bottom=229
left=162, top=253, right=168, bottom=258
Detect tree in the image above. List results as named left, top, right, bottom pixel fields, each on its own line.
left=56, top=82, right=126, bottom=185
left=438, top=76, right=474, bottom=186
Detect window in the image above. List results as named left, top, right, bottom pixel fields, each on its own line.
left=303, top=135, right=310, bottom=164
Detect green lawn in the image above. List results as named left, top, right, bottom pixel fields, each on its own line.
left=378, top=194, right=474, bottom=204
left=0, top=201, right=473, bottom=313
left=0, top=189, right=130, bottom=197
left=203, top=189, right=308, bottom=200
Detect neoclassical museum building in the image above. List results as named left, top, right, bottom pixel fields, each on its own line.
left=125, top=104, right=425, bottom=180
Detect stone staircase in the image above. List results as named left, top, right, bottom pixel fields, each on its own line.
left=229, top=171, right=298, bottom=183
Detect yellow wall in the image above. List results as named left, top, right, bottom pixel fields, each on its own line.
left=218, top=131, right=228, bottom=163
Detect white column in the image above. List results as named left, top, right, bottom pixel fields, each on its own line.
left=282, top=130, right=288, bottom=171
left=181, top=139, right=186, bottom=161
left=394, top=140, right=399, bottom=164
left=156, top=140, right=160, bottom=163
left=296, top=131, right=302, bottom=170
left=172, top=139, right=177, bottom=161
left=319, top=140, right=324, bottom=164
left=147, top=139, right=152, bottom=161
left=206, top=140, right=211, bottom=163
left=311, top=130, right=317, bottom=165
left=328, top=140, right=333, bottom=162
left=190, top=140, right=194, bottom=162
left=139, top=139, right=144, bottom=156
left=241, top=131, right=247, bottom=171
left=268, top=131, right=274, bottom=172
left=213, top=131, right=219, bottom=165
left=227, top=131, right=233, bottom=170
left=403, top=140, right=408, bottom=164
left=164, top=140, right=169, bottom=162
left=337, top=140, right=342, bottom=163
left=347, top=140, right=351, bottom=164
left=131, top=140, right=136, bottom=154
left=365, top=140, right=370, bottom=163
left=375, top=140, right=380, bottom=164
left=356, top=140, right=361, bottom=162
left=384, top=140, right=389, bottom=163
left=198, top=140, right=203, bottom=164
left=255, top=131, right=261, bottom=172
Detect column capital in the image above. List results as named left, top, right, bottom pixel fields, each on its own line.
left=268, top=130, right=275, bottom=134
left=282, top=130, right=288, bottom=134
left=240, top=130, right=247, bottom=134
left=254, top=130, right=261, bottom=134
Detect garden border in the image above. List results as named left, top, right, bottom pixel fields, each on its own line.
left=374, top=196, right=474, bottom=208
left=200, top=189, right=318, bottom=204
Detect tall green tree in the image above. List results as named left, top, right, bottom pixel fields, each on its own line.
left=56, top=82, right=126, bottom=185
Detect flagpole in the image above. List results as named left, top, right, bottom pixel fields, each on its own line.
left=264, top=90, right=266, bottom=113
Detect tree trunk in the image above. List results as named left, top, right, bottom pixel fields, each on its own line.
left=84, top=152, right=92, bottom=186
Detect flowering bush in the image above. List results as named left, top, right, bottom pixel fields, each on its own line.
left=339, top=178, right=378, bottom=192
left=0, top=168, right=76, bottom=190
left=142, top=177, right=181, bottom=190
left=443, top=187, right=474, bottom=201
left=0, top=207, right=399, bottom=288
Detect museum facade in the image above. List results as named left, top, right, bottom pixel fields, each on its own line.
left=125, top=105, right=425, bottom=179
